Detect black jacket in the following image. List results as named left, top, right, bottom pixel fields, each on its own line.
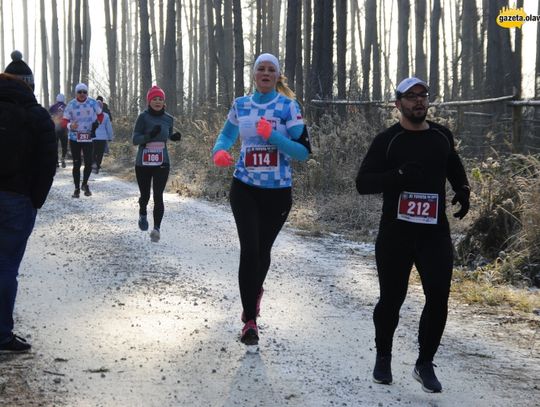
left=0, top=74, right=56, bottom=208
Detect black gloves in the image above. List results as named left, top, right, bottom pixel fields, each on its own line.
left=91, top=120, right=100, bottom=138
left=452, top=186, right=470, bottom=219
left=149, top=125, right=161, bottom=138
left=171, top=132, right=182, bottom=141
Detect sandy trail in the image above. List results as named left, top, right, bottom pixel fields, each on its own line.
left=0, top=168, right=538, bottom=406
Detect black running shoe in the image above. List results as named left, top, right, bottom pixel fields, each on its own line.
left=373, top=354, right=393, bottom=384
left=413, top=362, right=442, bottom=393
left=61, top=158, right=66, bottom=168
left=0, top=334, right=31, bottom=353
left=240, top=320, right=259, bottom=345
left=72, top=188, right=80, bottom=198
left=82, top=184, right=92, bottom=196
left=138, top=215, right=149, bottom=231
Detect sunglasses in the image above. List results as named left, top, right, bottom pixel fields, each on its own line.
left=77, top=90, right=88, bottom=94
left=401, top=92, right=429, bottom=101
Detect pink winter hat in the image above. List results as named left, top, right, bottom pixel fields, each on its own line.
left=146, top=85, right=165, bottom=104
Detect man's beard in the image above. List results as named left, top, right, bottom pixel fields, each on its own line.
left=403, top=107, right=427, bottom=123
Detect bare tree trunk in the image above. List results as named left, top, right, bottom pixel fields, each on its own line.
left=460, top=0, right=472, bottom=99
left=397, top=0, right=410, bottom=82
left=256, top=0, right=262, bottom=56
left=514, top=0, right=523, bottom=97
left=233, top=0, right=245, bottom=97
left=51, top=0, right=61, bottom=99
left=536, top=0, right=540, bottom=98
left=206, top=0, right=217, bottom=106
left=104, top=0, right=117, bottom=107
left=285, top=0, right=299, bottom=86
left=263, top=0, right=272, bottom=52
left=303, top=0, right=312, bottom=103
left=133, top=0, right=140, bottom=110
left=139, top=0, right=153, bottom=106
left=81, top=0, right=91, bottom=84
left=176, top=0, right=184, bottom=113
left=72, top=0, right=82, bottom=88
left=149, top=0, right=160, bottom=83
left=295, top=0, right=303, bottom=102
left=22, top=0, right=29, bottom=63
left=310, top=0, right=332, bottom=103
left=65, top=0, right=73, bottom=95
left=348, top=0, right=358, bottom=98
left=184, top=0, right=195, bottom=112
left=40, top=0, right=50, bottom=105
left=223, top=0, right=234, bottom=102
left=198, top=0, right=207, bottom=105
left=272, top=0, right=281, bottom=56
left=162, top=0, right=177, bottom=114
left=119, top=0, right=128, bottom=113
left=441, top=2, right=450, bottom=99
left=429, top=0, right=440, bottom=100
left=486, top=0, right=509, bottom=97
left=336, top=0, right=346, bottom=108
left=450, top=0, right=459, bottom=99
left=414, top=0, right=427, bottom=80
left=362, top=0, right=375, bottom=99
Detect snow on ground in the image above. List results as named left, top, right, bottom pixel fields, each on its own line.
left=1, top=167, right=538, bottom=406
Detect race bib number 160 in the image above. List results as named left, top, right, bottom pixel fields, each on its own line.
left=397, top=192, right=439, bottom=225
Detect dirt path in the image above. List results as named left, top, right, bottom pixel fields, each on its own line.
left=1, top=169, right=539, bottom=407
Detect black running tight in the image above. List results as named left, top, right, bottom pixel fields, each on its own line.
left=373, top=223, right=453, bottom=364
left=229, top=178, right=292, bottom=322
left=70, top=140, right=93, bottom=188
left=135, top=165, right=169, bottom=230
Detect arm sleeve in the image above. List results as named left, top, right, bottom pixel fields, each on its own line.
left=132, top=114, right=149, bottom=145
left=267, top=124, right=309, bottom=161
left=444, top=130, right=469, bottom=191
left=355, top=134, right=394, bottom=194
left=212, top=119, right=239, bottom=155
left=106, top=116, right=114, bottom=140
left=30, top=107, right=57, bottom=208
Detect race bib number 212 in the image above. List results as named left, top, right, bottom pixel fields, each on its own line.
left=397, top=192, right=439, bottom=225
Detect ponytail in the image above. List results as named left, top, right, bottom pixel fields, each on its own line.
left=276, top=74, right=296, bottom=100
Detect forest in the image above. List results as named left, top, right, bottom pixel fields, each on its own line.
left=0, top=0, right=538, bottom=115
left=1, top=0, right=540, bottom=293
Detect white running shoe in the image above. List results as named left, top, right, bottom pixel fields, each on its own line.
left=150, top=228, right=160, bottom=243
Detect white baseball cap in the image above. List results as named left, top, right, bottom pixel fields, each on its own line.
left=396, top=77, right=429, bottom=97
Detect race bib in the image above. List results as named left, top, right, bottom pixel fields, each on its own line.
left=142, top=142, right=165, bottom=166
left=76, top=132, right=92, bottom=142
left=244, top=145, right=278, bottom=171
left=397, top=192, right=439, bottom=225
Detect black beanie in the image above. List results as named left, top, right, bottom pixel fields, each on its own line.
left=4, top=50, right=34, bottom=87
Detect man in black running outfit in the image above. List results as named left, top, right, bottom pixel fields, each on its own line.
left=355, top=77, right=470, bottom=393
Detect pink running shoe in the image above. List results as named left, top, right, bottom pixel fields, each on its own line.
left=241, top=287, right=264, bottom=323
left=240, top=319, right=259, bottom=345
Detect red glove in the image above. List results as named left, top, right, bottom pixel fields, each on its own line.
left=256, top=117, right=272, bottom=140
left=213, top=150, right=234, bottom=167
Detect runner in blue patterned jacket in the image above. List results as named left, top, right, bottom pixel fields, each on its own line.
left=132, top=85, right=181, bottom=243
left=212, top=53, right=311, bottom=347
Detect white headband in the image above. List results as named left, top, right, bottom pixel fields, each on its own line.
left=253, top=53, right=280, bottom=74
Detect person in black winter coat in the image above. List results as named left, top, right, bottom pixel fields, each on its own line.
left=0, top=51, right=56, bottom=353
